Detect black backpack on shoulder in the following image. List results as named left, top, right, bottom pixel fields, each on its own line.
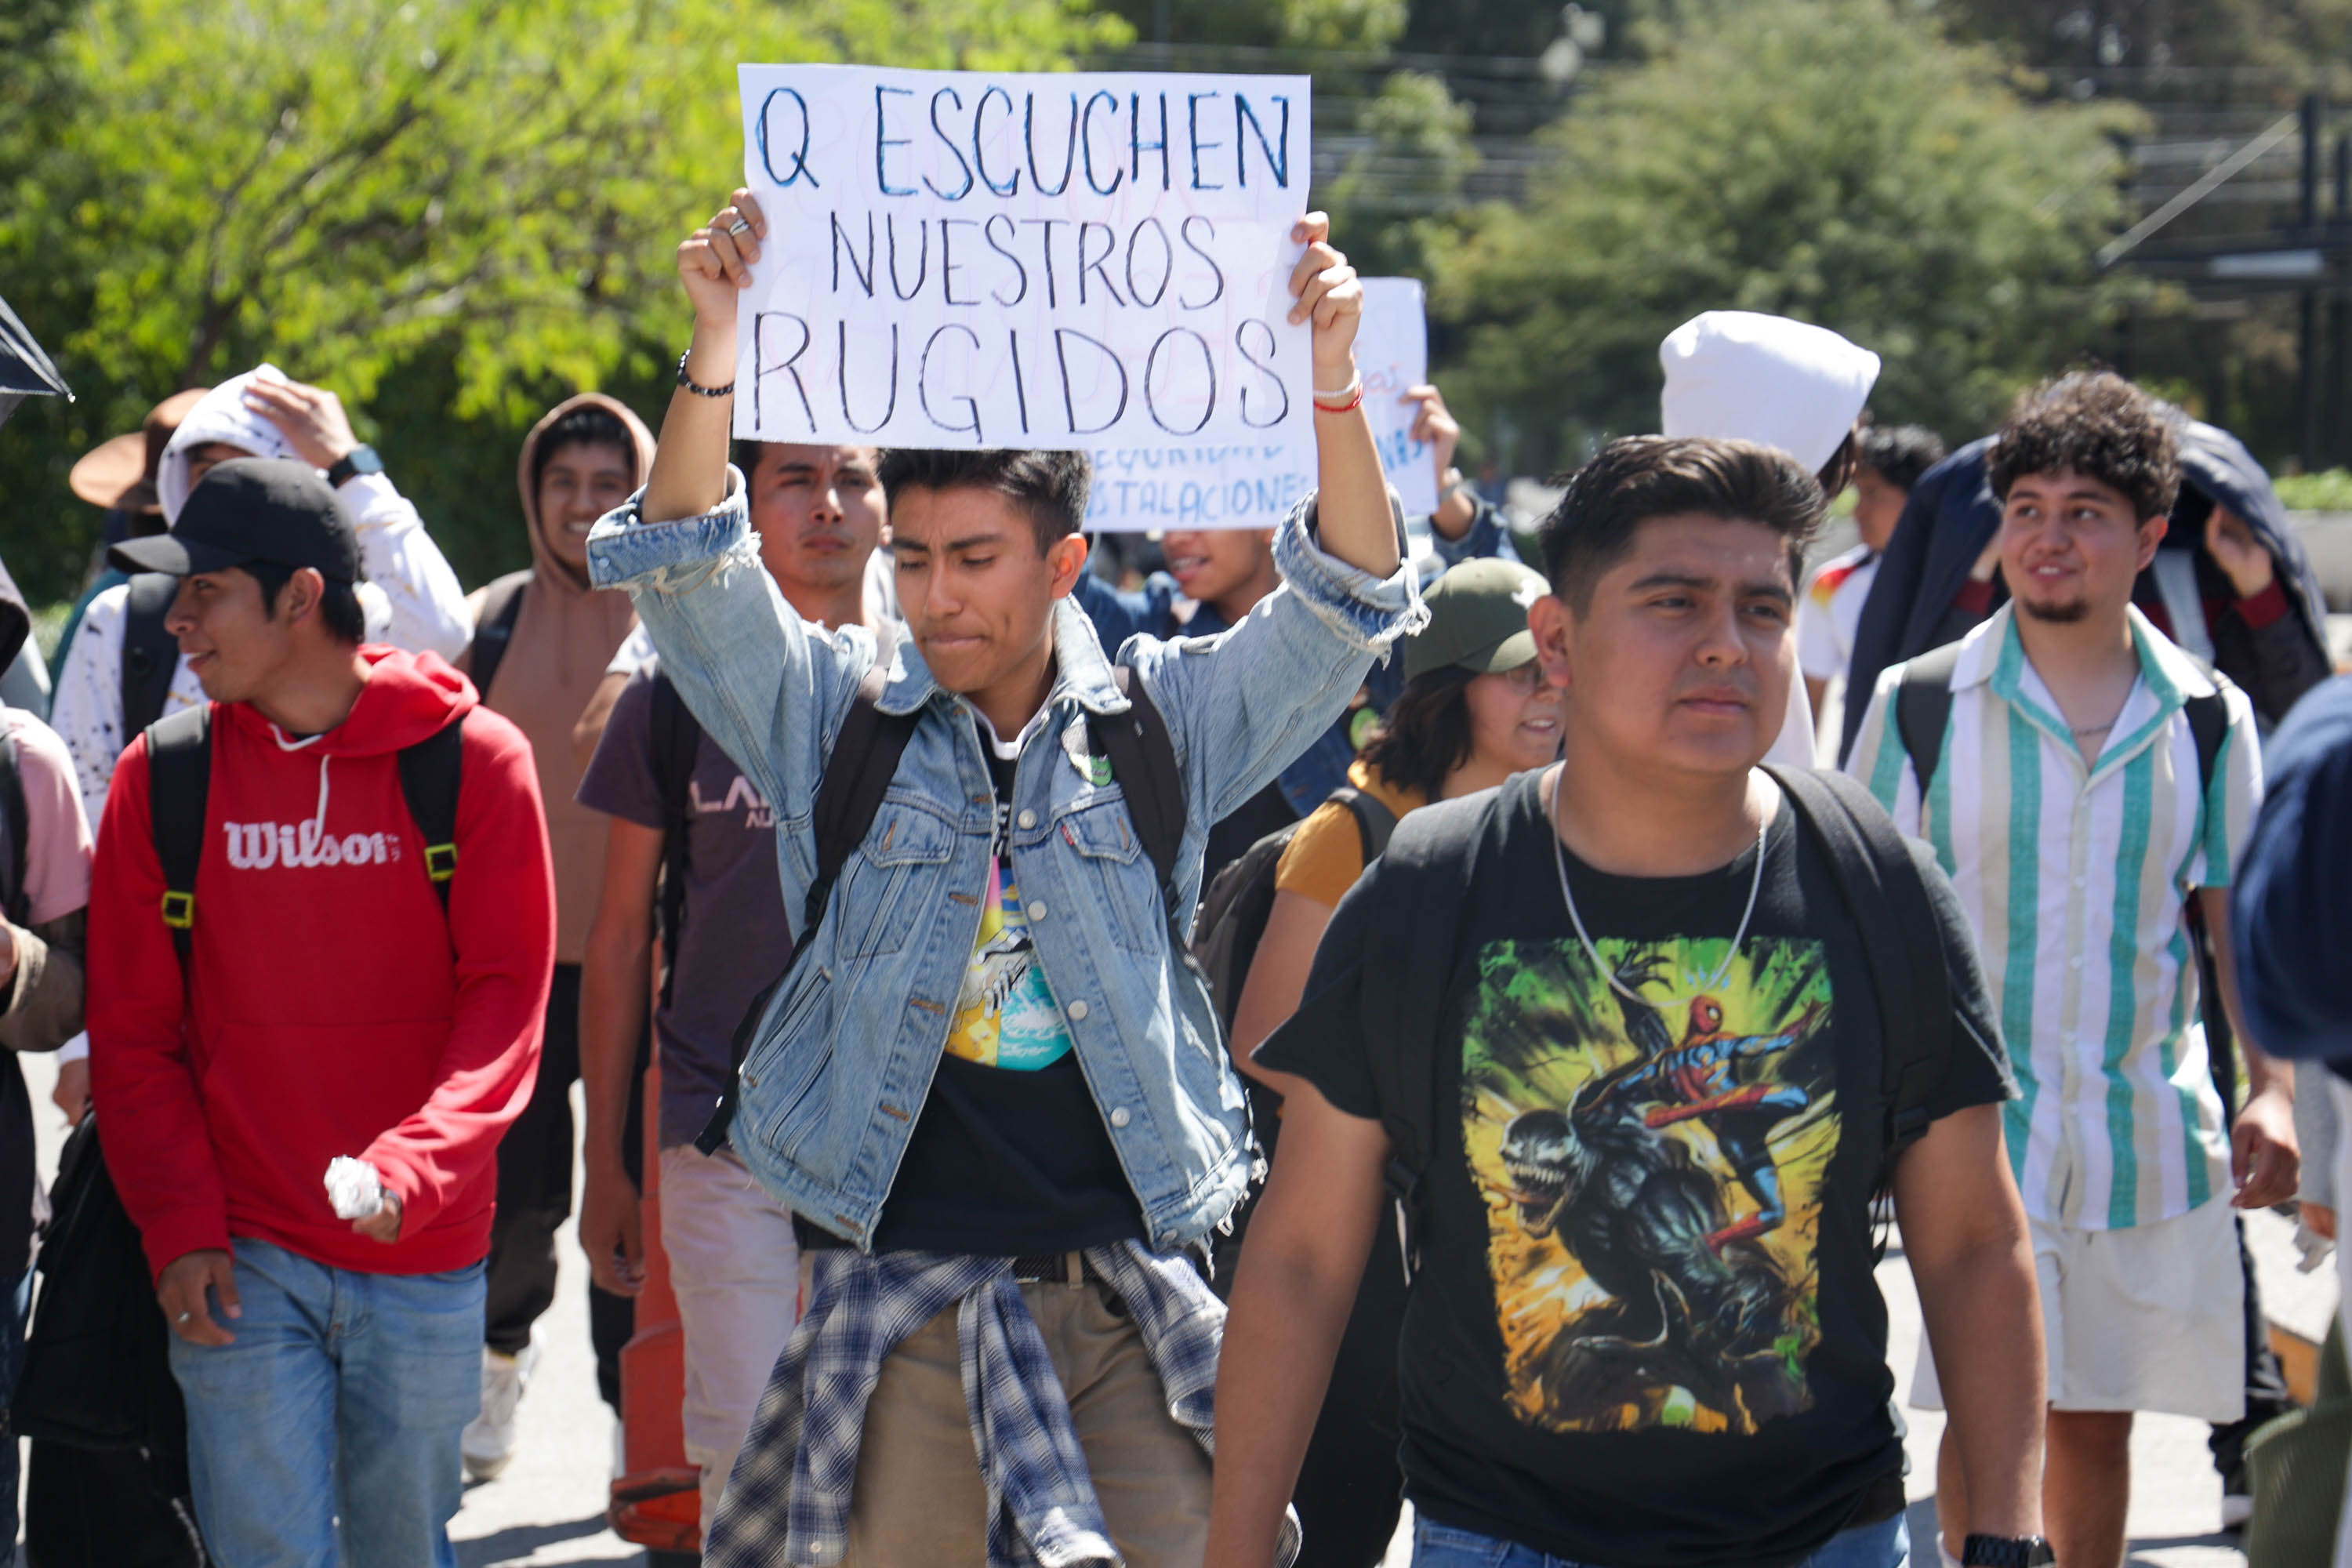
left=694, top=655, right=1185, bottom=1156
left=1359, top=768, right=1955, bottom=1275
left=118, top=574, right=182, bottom=742
left=1190, top=786, right=1398, bottom=1033
left=1895, top=639, right=2232, bottom=797
left=646, top=670, right=706, bottom=1009
left=140, top=703, right=466, bottom=960
left=463, top=571, right=532, bottom=704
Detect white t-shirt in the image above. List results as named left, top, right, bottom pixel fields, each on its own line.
left=1795, top=546, right=1878, bottom=762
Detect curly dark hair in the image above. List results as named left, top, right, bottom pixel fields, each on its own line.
left=1987, top=372, right=2178, bottom=521
left=1858, top=423, right=1947, bottom=492
left=876, top=448, right=1091, bottom=555
left=1359, top=667, right=1479, bottom=801
left=1537, top=436, right=1824, bottom=612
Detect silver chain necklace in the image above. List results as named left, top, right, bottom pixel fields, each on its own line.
left=1548, top=766, right=1769, bottom=1007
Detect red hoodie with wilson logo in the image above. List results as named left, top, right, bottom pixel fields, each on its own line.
left=89, top=647, right=554, bottom=1282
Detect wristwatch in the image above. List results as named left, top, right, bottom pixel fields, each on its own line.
left=326, top=445, right=385, bottom=489
left=1961, top=1535, right=2055, bottom=1566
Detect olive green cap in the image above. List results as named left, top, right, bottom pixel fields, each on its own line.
left=1405, top=558, right=1550, bottom=681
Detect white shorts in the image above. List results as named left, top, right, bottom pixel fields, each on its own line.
left=1911, top=1194, right=2245, bottom=1422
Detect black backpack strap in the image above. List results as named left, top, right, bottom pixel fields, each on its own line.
left=143, top=706, right=213, bottom=964
left=1763, top=767, right=1951, bottom=1167
left=1092, top=667, right=1185, bottom=913
left=118, top=573, right=182, bottom=742
left=1359, top=792, right=1494, bottom=1260
left=1334, top=786, right=1398, bottom=867
left=465, top=572, right=532, bottom=702
left=696, top=633, right=915, bottom=1156
left=649, top=672, right=700, bottom=1007
left=396, top=717, right=465, bottom=910
left=0, top=727, right=27, bottom=926
left=804, top=631, right=914, bottom=939
left=1894, top=641, right=1964, bottom=797
left=2181, top=668, right=2231, bottom=798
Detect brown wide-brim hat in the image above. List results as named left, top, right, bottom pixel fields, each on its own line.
left=70, top=387, right=209, bottom=514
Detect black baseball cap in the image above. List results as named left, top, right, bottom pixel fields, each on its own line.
left=109, top=457, right=361, bottom=582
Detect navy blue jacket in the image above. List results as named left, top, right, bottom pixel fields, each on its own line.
left=2233, top=677, right=2352, bottom=1072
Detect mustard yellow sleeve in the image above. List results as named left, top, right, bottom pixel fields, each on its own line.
left=1272, top=801, right=1368, bottom=909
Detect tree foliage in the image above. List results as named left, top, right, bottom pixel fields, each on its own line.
left=1427, top=0, right=2137, bottom=473
left=0, top=0, right=1120, bottom=600
left=1922, top=0, right=2352, bottom=71
left=1324, top=70, right=1480, bottom=278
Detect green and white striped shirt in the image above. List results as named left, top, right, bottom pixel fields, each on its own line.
left=1846, top=604, right=2262, bottom=1230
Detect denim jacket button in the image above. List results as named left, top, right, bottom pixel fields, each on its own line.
left=1027, top=901, right=1048, bottom=922
left=1065, top=1000, right=1090, bottom=1022
left=1109, top=1106, right=1131, bottom=1128
left=1016, top=809, right=1039, bottom=829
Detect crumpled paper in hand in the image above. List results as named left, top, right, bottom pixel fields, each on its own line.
left=325, top=1157, right=387, bottom=1221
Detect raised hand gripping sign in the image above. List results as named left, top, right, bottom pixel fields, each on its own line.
left=735, top=64, right=1314, bottom=452
left=1083, top=275, right=1432, bottom=530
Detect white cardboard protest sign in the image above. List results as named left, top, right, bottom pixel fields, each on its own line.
left=734, top=64, right=1314, bottom=452
left=1358, top=276, right=1438, bottom=518
left=1081, top=274, right=1436, bottom=530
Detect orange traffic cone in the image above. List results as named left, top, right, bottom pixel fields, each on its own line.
left=609, top=1051, right=701, bottom=1562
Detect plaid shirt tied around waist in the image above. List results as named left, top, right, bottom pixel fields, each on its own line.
left=704, top=1240, right=1300, bottom=1568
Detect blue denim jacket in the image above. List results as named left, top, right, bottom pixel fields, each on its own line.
left=1073, top=497, right=1512, bottom=816
left=586, top=472, right=1425, bottom=1251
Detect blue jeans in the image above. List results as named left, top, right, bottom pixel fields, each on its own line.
left=1412, top=1509, right=1911, bottom=1568
left=167, top=1240, right=486, bottom=1568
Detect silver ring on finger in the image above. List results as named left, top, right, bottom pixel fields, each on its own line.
left=726, top=216, right=752, bottom=237
left=175, top=1311, right=191, bottom=1325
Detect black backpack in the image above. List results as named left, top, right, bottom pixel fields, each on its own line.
left=141, top=704, right=465, bottom=960
left=647, top=671, right=705, bottom=1010
left=694, top=657, right=1185, bottom=1155
left=1190, top=786, right=1396, bottom=1032
left=463, top=571, right=532, bottom=703
left=118, top=574, right=181, bottom=742
left=1896, top=640, right=2231, bottom=797
left=1360, top=768, right=1955, bottom=1269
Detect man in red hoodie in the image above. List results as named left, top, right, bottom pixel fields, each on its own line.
left=87, top=458, right=556, bottom=1568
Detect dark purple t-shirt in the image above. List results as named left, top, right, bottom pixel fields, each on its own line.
left=576, top=663, right=794, bottom=1149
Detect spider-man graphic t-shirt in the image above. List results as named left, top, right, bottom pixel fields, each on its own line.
left=1258, top=768, right=2012, bottom=1568
left=868, top=714, right=1144, bottom=1255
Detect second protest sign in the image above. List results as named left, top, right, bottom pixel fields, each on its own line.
left=735, top=64, right=1315, bottom=452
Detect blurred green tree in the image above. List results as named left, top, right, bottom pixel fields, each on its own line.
left=0, top=0, right=1120, bottom=601
left=1428, top=0, right=2139, bottom=475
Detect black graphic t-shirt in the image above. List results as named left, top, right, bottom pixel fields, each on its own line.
left=1258, top=768, right=2013, bottom=1568
left=873, top=725, right=1143, bottom=1255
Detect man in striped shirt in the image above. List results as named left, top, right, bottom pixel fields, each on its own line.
left=1847, top=371, right=2299, bottom=1568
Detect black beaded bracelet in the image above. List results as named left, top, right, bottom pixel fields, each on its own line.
left=676, top=351, right=735, bottom=399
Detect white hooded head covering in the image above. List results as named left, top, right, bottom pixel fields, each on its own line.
left=1658, top=312, right=1880, bottom=474
left=156, top=364, right=303, bottom=524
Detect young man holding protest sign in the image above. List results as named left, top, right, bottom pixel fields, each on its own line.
left=587, top=176, right=1419, bottom=1564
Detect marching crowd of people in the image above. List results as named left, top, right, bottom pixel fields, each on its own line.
left=1, top=180, right=2349, bottom=1568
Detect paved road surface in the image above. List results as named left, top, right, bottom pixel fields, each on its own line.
left=14, top=1055, right=2318, bottom=1566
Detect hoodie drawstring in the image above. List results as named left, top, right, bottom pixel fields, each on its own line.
left=233, top=731, right=388, bottom=870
